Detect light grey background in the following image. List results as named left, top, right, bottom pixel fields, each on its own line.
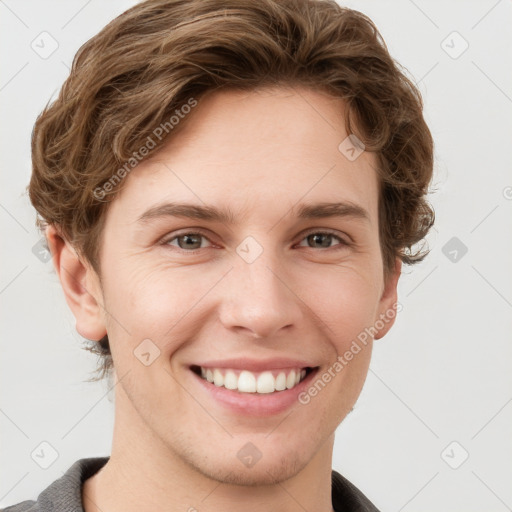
left=1, top=1, right=511, bottom=511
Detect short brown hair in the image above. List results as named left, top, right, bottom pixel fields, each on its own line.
left=29, top=0, right=435, bottom=381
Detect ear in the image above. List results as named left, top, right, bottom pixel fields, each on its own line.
left=45, top=225, right=107, bottom=341
left=374, top=258, right=402, bottom=340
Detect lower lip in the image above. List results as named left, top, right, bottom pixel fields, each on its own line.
left=190, top=368, right=319, bottom=417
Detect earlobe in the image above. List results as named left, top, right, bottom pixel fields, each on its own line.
left=374, top=258, right=402, bottom=340
left=45, top=225, right=107, bottom=341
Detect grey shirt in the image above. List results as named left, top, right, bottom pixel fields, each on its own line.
left=1, top=457, right=380, bottom=511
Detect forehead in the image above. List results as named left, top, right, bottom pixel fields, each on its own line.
left=110, top=86, right=380, bottom=225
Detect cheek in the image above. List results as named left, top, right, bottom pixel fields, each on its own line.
left=102, top=248, right=381, bottom=366
left=101, top=260, right=220, bottom=357
left=294, top=262, right=381, bottom=346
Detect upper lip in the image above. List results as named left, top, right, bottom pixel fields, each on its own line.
left=191, top=357, right=317, bottom=372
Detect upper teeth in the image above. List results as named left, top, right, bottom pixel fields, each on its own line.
left=199, top=367, right=307, bottom=394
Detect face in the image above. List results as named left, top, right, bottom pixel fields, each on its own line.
left=75, top=86, right=400, bottom=485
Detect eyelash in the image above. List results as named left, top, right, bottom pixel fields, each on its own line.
left=161, top=229, right=350, bottom=253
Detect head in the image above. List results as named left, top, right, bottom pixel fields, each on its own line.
left=29, top=0, right=434, bottom=485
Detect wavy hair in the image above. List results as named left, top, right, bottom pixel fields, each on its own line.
left=29, top=0, right=435, bottom=381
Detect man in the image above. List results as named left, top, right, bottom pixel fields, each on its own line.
left=3, top=0, right=434, bottom=510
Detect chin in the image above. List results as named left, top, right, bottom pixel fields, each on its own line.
left=191, top=453, right=305, bottom=487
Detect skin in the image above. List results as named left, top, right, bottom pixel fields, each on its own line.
left=47, top=86, right=401, bottom=512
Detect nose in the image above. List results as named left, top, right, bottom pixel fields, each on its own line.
left=217, top=252, right=304, bottom=340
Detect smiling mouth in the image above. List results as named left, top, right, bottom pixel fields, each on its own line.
left=190, top=365, right=316, bottom=394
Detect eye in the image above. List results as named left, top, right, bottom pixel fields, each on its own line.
left=161, top=229, right=350, bottom=253
left=296, top=230, right=349, bottom=250
left=163, top=232, right=213, bottom=251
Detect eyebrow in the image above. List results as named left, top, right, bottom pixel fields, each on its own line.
left=136, top=200, right=370, bottom=225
